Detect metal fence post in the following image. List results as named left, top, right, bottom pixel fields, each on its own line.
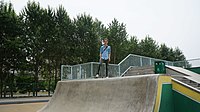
left=80, top=65, right=82, bottom=79
left=150, top=58, right=152, bottom=66
left=91, top=62, right=93, bottom=78
left=185, top=61, right=187, bottom=68
left=61, top=65, right=63, bottom=81
left=140, top=57, right=143, bottom=67
left=119, top=65, right=121, bottom=76
left=71, top=66, right=73, bottom=79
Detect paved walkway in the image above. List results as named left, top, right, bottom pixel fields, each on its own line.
left=0, top=97, right=51, bottom=105
left=0, top=102, right=46, bottom=112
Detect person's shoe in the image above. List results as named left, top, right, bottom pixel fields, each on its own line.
left=95, top=74, right=99, bottom=78
left=106, top=76, right=109, bottom=78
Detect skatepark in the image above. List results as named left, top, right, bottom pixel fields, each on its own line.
left=37, top=54, right=200, bottom=112
left=0, top=54, right=200, bottom=112
left=1, top=0, right=200, bottom=111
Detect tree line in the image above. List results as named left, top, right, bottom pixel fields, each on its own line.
left=0, top=1, right=185, bottom=98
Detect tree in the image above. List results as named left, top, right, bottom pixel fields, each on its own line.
left=107, top=18, right=128, bottom=63
left=159, top=44, right=185, bottom=61
left=0, top=0, right=188, bottom=98
left=74, top=13, right=99, bottom=63
left=127, top=36, right=139, bottom=55
left=52, top=5, right=74, bottom=89
left=159, top=44, right=170, bottom=60
left=20, top=1, right=46, bottom=96
left=138, top=35, right=159, bottom=58
left=39, top=6, right=56, bottom=95
left=173, top=47, right=185, bottom=61
left=0, top=1, right=24, bottom=98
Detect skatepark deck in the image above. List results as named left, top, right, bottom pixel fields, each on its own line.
left=38, top=75, right=159, bottom=112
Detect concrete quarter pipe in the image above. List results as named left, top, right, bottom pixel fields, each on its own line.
left=38, top=75, right=159, bottom=112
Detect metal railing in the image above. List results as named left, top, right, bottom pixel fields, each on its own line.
left=61, top=62, right=120, bottom=80
left=61, top=54, right=174, bottom=80
left=118, top=54, right=173, bottom=76
left=61, top=55, right=200, bottom=80
left=173, top=58, right=200, bottom=68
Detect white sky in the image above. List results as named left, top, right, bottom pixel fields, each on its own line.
left=5, top=0, right=200, bottom=59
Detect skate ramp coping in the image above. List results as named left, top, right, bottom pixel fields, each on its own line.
left=38, top=75, right=159, bottom=112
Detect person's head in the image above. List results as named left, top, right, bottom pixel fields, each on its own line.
left=103, top=38, right=108, bottom=45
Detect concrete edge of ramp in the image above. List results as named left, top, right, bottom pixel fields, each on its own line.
left=38, top=74, right=159, bottom=112
left=154, top=75, right=200, bottom=112
left=153, top=75, right=172, bottom=112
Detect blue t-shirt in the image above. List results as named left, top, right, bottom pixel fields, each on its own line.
left=100, top=45, right=111, bottom=60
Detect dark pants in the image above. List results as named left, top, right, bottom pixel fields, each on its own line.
left=97, top=59, right=109, bottom=77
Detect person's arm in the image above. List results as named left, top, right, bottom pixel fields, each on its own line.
left=99, top=53, right=102, bottom=62
left=99, top=46, right=103, bottom=63
left=108, top=53, right=111, bottom=62
left=108, top=46, right=111, bottom=62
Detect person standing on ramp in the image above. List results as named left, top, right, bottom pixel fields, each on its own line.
left=96, top=38, right=111, bottom=78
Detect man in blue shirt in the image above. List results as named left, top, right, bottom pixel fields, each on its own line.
left=96, top=38, right=111, bottom=78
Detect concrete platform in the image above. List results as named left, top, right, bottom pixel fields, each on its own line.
left=38, top=75, right=159, bottom=112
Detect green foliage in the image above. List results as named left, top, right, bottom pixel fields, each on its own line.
left=0, top=1, right=25, bottom=97
left=54, top=5, right=74, bottom=64
left=0, top=0, right=187, bottom=97
left=16, top=75, right=34, bottom=94
left=173, top=47, right=186, bottom=61
left=107, top=18, right=128, bottom=63
left=74, top=13, right=99, bottom=63
left=139, top=35, right=159, bottom=58
left=127, top=36, right=139, bottom=55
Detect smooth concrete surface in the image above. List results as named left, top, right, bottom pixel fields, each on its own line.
left=0, top=102, right=46, bottom=112
left=38, top=75, right=158, bottom=112
left=0, top=97, right=50, bottom=105
left=166, top=66, right=200, bottom=83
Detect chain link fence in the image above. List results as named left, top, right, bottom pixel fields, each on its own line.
left=118, top=54, right=173, bottom=76
left=61, top=62, right=119, bottom=80
left=173, top=58, right=200, bottom=68
left=61, top=54, right=174, bottom=80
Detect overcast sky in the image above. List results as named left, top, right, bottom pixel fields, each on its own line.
left=5, top=0, right=200, bottom=59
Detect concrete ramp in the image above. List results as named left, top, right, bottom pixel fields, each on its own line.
left=38, top=75, right=159, bottom=112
